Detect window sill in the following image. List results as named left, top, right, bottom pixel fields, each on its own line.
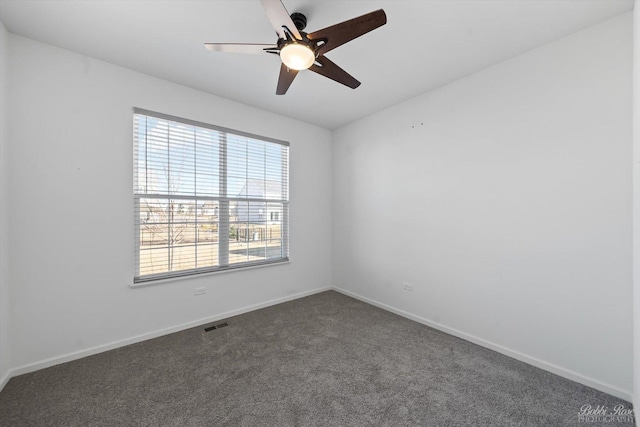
left=130, top=259, right=290, bottom=288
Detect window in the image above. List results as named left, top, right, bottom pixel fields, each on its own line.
left=133, top=108, right=289, bottom=283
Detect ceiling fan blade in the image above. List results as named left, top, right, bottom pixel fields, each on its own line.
left=307, top=9, right=387, bottom=56
left=309, top=56, right=360, bottom=89
left=204, top=43, right=277, bottom=54
left=260, top=0, right=302, bottom=41
left=276, top=63, right=299, bottom=95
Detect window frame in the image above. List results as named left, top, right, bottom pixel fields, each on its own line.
left=133, top=108, right=290, bottom=284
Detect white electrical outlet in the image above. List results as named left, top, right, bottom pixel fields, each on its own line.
left=402, top=282, right=414, bottom=292
left=194, top=287, right=206, bottom=296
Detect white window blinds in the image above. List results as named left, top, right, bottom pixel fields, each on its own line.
left=133, top=108, right=289, bottom=283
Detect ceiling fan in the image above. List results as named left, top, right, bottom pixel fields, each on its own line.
left=205, top=0, right=387, bottom=95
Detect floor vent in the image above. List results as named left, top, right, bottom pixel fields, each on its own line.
left=204, top=322, right=229, bottom=332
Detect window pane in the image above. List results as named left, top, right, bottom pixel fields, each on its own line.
left=247, top=139, right=265, bottom=181
left=266, top=222, right=282, bottom=241
left=231, top=201, right=245, bottom=224
left=266, top=240, right=283, bottom=259
left=227, top=137, right=247, bottom=177
left=139, top=247, right=169, bottom=276
left=227, top=176, right=246, bottom=198
left=169, top=245, right=196, bottom=272
left=138, top=198, right=169, bottom=245
left=167, top=123, right=195, bottom=195
left=169, top=222, right=195, bottom=247
left=196, top=173, right=219, bottom=197
left=146, top=119, right=169, bottom=194
left=229, top=240, right=248, bottom=264
left=197, top=224, right=218, bottom=243
left=197, top=244, right=217, bottom=268
left=195, top=128, right=220, bottom=196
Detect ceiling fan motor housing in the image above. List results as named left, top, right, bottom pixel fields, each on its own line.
left=290, top=12, right=307, bottom=31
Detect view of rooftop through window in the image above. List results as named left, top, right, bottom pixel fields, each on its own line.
left=133, top=110, right=289, bottom=283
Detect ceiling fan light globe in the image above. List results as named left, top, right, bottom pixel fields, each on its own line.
left=280, top=44, right=315, bottom=70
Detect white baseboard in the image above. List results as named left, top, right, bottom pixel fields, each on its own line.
left=1, top=285, right=632, bottom=403
left=1, top=286, right=331, bottom=391
left=0, top=369, right=10, bottom=391
left=332, top=287, right=633, bottom=402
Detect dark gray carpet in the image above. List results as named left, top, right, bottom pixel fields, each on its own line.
left=0, top=290, right=633, bottom=426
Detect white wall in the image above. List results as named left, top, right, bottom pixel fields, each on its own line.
left=0, top=17, right=10, bottom=387
left=6, top=35, right=332, bottom=372
left=632, top=0, right=639, bottom=419
left=333, top=13, right=633, bottom=399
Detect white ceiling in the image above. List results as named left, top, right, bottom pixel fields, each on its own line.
left=0, top=0, right=633, bottom=129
